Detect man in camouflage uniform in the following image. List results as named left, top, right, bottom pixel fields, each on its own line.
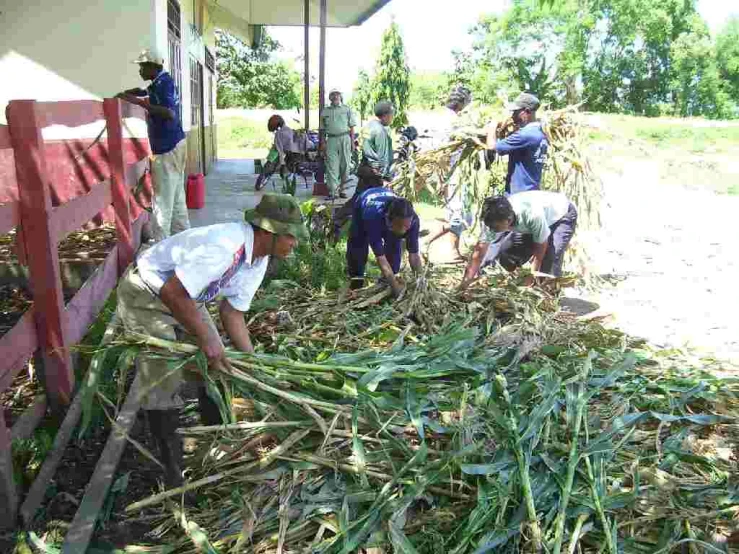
left=320, top=89, right=358, bottom=198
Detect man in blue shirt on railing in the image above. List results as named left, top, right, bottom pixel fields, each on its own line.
left=487, top=92, right=549, bottom=195
left=117, top=48, right=189, bottom=242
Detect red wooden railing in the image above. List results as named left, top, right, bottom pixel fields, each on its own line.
left=0, top=98, right=150, bottom=529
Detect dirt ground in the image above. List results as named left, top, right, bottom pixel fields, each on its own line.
left=576, top=144, right=739, bottom=363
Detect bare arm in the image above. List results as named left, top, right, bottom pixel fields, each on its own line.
left=530, top=241, right=548, bottom=273
left=376, top=255, right=404, bottom=297
left=159, top=275, right=225, bottom=364
left=219, top=299, right=254, bottom=353
left=461, top=241, right=490, bottom=288
left=486, top=123, right=498, bottom=150
left=116, top=93, right=174, bottom=120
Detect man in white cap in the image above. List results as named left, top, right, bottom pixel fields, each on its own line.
left=320, top=89, right=358, bottom=198
left=117, top=48, right=189, bottom=241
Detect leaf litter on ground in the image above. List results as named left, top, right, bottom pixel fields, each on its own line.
left=77, top=265, right=739, bottom=554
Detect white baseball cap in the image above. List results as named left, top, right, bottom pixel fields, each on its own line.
left=132, top=48, right=165, bottom=66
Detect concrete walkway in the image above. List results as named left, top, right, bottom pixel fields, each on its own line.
left=187, top=159, right=356, bottom=227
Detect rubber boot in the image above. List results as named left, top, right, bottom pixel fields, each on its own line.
left=147, top=409, right=184, bottom=488
left=197, top=384, right=225, bottom=426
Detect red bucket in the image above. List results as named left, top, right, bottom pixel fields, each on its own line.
left=186, top=173, right=205, bottom=209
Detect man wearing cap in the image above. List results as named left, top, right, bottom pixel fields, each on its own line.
left=487, top=92, right=549, bottom=195
left=346, top=187, right=423, bottom=297
left=117, top=48, right=189, bottom=241
left=320, top=89, right=358, bottom=198
left=115, top=193, right=307, bottom=486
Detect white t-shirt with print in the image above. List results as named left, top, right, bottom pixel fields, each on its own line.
left=136, top=222, right=269, bottom=312
left=480, top=191, right=570, bottom=244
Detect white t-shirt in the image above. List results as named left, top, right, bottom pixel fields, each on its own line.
left=136, top=222, right=269, bottom=312
left=480, top=191, right=571, bottom=244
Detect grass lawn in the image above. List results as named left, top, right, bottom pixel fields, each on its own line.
left=588, top=113, right=739, bottom=154
left=585, top=113, right=739, bottom=195
left=217, top=116, right=272, bottom=160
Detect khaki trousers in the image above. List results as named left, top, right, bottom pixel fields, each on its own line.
left=116, top=266, right=221, bottom=410
left=150, top=139, right=190, bottom=241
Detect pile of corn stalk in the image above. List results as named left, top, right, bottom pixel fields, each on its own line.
left=243, top=266, right=573, bottom=356
left=391, top=106, right=604, bottom=234
left=105, top=266, right=739, bottom=554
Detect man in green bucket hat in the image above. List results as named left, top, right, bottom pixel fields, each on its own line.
left=116, top=193, right=307, bottom=486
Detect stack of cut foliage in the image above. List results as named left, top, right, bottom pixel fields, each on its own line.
left=392, top=106, right=603, bottom=233
left=96, top=267, right=739, bottom=554
left=244, top=267, right=573, bottom=354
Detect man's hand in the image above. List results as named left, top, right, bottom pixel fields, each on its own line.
left=390, top=277, right=405, bottom=299
left=462, top=241, right=489, bottom=288
left=159, top=275, right=226, bottom=368
left=220, top=299, right=254, bottom=354
left=116, top=92, right=143, bottom=106
left=198, top=330, right=226, bottom=367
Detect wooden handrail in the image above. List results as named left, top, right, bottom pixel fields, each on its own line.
left=0, top=98, right=151, bottom=531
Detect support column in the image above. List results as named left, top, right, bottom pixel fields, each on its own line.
left=304, top=0, right=310, bottom=131
left=319, top=0, right=327, bottom=129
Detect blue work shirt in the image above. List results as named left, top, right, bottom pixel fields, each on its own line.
left=496, top=122, right=548, bottom=195
left=355, top=188, right=420, bottom=257
left=146, top=71, right=185, bottom=155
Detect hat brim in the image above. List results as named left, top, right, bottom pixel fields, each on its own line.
left=133, top=58, right=164, bottom=65
left=245, top=211, right=309, bottom=240
left=505, top=102, right=524, bottom=112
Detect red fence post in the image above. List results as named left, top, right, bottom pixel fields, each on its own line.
left=6, top=100, right=74, bottom=408
left=0, top=412, right=18, bottom=530
left=103, top=98, right=133, bottom=274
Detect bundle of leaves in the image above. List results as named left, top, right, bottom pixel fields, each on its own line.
left=392, top=106, right=604, bottom=234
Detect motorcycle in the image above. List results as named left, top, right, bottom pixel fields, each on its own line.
left=255, top=128, right=322, bottom=192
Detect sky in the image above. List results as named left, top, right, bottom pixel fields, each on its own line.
left=269, top=0, right=739, bottom=97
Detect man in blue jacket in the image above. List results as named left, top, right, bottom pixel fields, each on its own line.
left=347, top=188, right=422, bottom=296
left=487, top=92, right=549, bottom=195
left=118, top=48, right=189, bottom=241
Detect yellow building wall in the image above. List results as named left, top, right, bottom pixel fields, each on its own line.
left=179, top=0, right=218, bottom=175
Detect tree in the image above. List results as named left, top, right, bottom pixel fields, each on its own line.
left=409, top=72, right=448, bottom=110
left=716, top=17, right=739, bottom=104
left=457, top=0, right=739, bottom=118
left=351, top=70, right=373, bottom=123
left=670, top=16, right=733, bottom=119
left=371, top=22, right=411, bottom=128
left=216, top=30, right=301, bottom=109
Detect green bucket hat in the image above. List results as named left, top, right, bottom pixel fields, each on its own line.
left=244, top=193, right=308, bottom=240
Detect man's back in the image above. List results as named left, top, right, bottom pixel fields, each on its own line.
left=146, top=71, right=185, bottom=154
left=496, top=122, right=549, bottom=194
